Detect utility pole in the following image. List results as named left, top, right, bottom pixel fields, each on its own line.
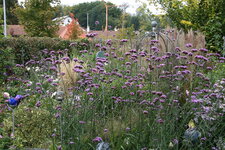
left=99, top=0, right=124, bottom=32
left=87, top=13, right=90, bottom=33
left=3, top=0, right=7, bottom=37
left=100, top=0, right=113, bottom=32
left=105, top=4, right=108, bottom=32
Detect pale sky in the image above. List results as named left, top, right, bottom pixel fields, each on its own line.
left=18, top=0, right=163, bottom=15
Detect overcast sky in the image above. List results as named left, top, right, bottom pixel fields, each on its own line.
left=18, top=0, right=163, bottom=15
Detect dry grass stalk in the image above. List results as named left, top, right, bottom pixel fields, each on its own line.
left=58, top=60, right=80, bottom=94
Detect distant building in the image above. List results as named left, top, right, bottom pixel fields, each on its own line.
left=7, top=15, right=87, bottom=39
left=53, top=16, right=73, bottom=26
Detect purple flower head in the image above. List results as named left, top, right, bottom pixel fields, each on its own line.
left=151, top=40, right=159, bottom=43
left=92, top=137, right=102, bottom=142
left=185, top=43, right=193, bottom=48
left=129, top=92, right=135, bottom=96
left=143, top=110, right=148, bottom=114
left=157, top=119, right=164, bottom=124
left=50, top=66, right=57, bottom=71
left=57, top=145, right=62, bottom=150
left=73, top=58, right=78, bottom=62
left=35, top=101, right=41, bottom=107
left=62, top=57, right=70, bottom=63
left=106, top=39, right=112, bottom=46
left=69, top=141, right=75, bottom=144
left=126, top=127, right=131, bottom=131
left=101, top=46, right=107, bottom=51
left=79, top=121, right=86, bottom=124
left=69, top=42, right=77, bottom=47
left=191, top=49, right=198, bottom=52
left=95, top=20, right=100, bottom=25
left=86, top=33, right=98, bottom=38
left=199, top=48, right=208, bottom=53
left=87, top=92, right=93, bottom=96
left=151, top=46, right=159, bottom=52
left=175, top=47, right=181, bottom=52
left=55, top=112, right=60, bottom=118
left=195, top=55, right=209, bottom=61
left=74, top=65, right=83, bottom=69
left=173, top=139, right=179, bottom=144
left=182, top=51, right=189, bottom=55
left=129, top=49, right=137, bottom=53
left=104, top=129, right=108, bottom=132
left=95, top=43, right=101, bottom=47
left=15, top=95, right=23, bottom=101
left=120, top=39, right=128, bottom=43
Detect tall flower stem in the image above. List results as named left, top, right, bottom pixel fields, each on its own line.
left=12, top=108, right=15, bottom=138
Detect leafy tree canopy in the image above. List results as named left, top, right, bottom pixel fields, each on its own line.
left=148, top=0, right=225, bottom=52
left=14, top=0, right=60, bottom=37
left=0, top=0, right=18, bottom=24
left=55, top=1, right=123, bottom=31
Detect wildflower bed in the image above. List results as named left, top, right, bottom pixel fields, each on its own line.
left=0, top=36, right=224, bottom=150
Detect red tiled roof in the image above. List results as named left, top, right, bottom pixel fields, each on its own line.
left=58, top=26, right=67, bottom=38
left=7, top=25, right=71, bottom=38
left=7, top=25, right=26, bottom=36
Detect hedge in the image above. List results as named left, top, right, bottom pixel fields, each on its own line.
left=0, top=37, right=90, bottom=64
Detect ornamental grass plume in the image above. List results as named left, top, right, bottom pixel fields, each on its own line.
left=58, top=59, right=80, bottom=93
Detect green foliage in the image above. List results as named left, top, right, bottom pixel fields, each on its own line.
left=0, top=48, right=15, bottom=84
left=208, top=63, right=225, bottom=84
left=14, top=0, right=60, bottom=37
left=0, top=37, right=90, bottom=84
left=68, top=1, right=122, bottom=30
left=54, top=5, right=73, bottom=18
left=124, top=14, right=141, bottom=30
left=3, top=107, right=55, bottom=148
left=0, top=37, right=69, bottom=64
left=0, top=135, right=12, bottom=150
left=0, top=0, right=18, bottom=24
left=204, top=15, right=223, bottom=52
left=149, top=0, right=225, bottom=52
left=117, top=26, right=135, bottom=39
left=136, top=3, right=153, bottom=31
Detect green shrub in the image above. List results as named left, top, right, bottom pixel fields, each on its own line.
left=0, top=37, right=90, bottom=64
left=3, top=107, right=55, bottom=148
left=0, top=48, right=15, bottom=84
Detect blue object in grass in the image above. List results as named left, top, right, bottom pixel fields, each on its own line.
left=7, top=95, right=23, bottom=107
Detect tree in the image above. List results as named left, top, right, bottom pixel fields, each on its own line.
left=0, top=0, right=18, bottom=24
left=124, top=15, right=141, bottom=31
left=148, top=0, right=225, bottom=52
left=14, top=0, right=60, bottom=37
left=54, top=5, right=73, bottom=18
left=70, top=1, right=122, bottom=30
left=136, top=3, right=153, bottom=31
left=66, top=13, right=83, bottom=39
